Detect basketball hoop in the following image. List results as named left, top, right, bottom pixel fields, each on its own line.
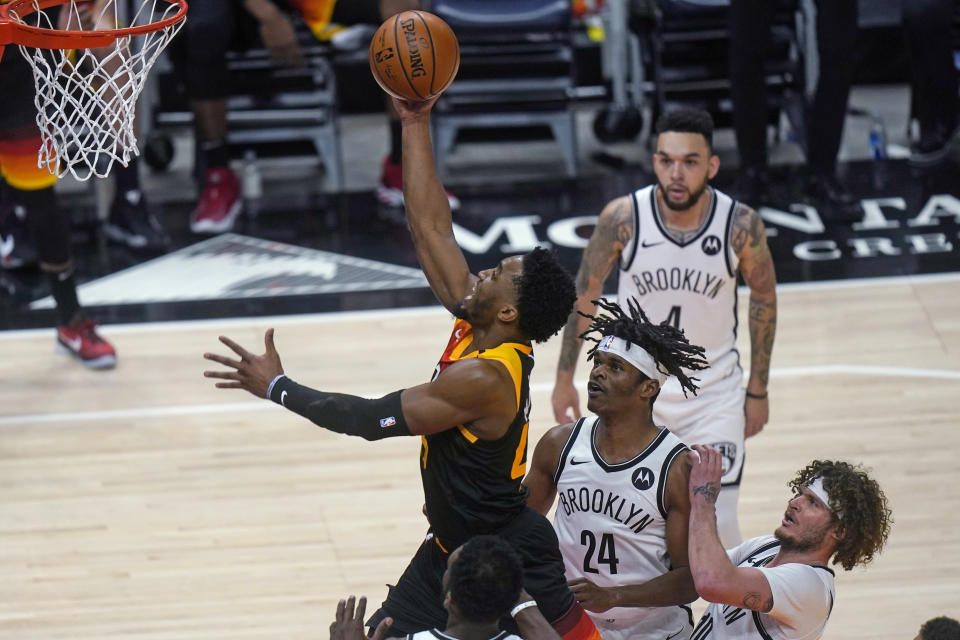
left=0, top=0, right=187, bottom=180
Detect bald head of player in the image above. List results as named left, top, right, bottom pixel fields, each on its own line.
left=452, top=247, right=575, bottom=344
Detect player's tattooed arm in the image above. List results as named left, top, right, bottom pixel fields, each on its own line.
left=742, top=591, right=774, bottom=613
left=731, top=204, right=776, bottom=437
left=688, top=445, right=776, bottom=612
left=556, top=196, right=633, bottom=373
left=731, top=204, right=777, bottom=391
left=553, top=196, right=633, bottom=422
left=692, top=481, right=721, bottom=504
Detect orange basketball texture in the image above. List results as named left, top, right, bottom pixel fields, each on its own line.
left=368, top=10, right=460, bottom=101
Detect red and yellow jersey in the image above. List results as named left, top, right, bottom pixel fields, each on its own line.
left=420, top=319, right=534, bottom=551
left=285, top=0, right=338, bottom=40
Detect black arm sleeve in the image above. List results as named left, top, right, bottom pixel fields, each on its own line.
left=268, top=375, right=411, bottom=441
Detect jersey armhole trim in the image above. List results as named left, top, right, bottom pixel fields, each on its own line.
left=552, top=417, right=587, bottom=485
left=724, top=199, right=738, bottom=278
left=620, top=190, right=642, bottom=271
left=656, top=442, right=688, bottom=518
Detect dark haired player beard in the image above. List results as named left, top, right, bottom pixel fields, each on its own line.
left=774, top=520, right=832, bottom=554
left=657, top=179, right=709, bottom=211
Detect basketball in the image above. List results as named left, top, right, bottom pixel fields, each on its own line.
left=368, top=10, right=460, bottom=102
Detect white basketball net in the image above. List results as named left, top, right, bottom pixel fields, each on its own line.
left=8, top=0, right=185, bottom=181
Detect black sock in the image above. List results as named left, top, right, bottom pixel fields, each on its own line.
left=113, top=157, right=141, bottom=196
left=46, top=266, right=81, bottom=326
left=389, top=120, right=402, bottom=164
left=202, top=138, right=230, bottom=169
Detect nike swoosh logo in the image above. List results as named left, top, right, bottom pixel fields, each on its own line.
left=280, top=390, right=288, bottom=406
left=570, top=458, right=589, bottom=465
left=641, top=240, right=664, bottom=248
left=62, top=335, right=82, bottom=352
left=0, top=234, right=14, bottom=259
left=665, top=628, right=685, bottom=640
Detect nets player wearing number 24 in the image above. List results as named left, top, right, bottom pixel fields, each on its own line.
left=204, top=94, right=603, bottom=640
left=525, top=299, right=709, bottom=640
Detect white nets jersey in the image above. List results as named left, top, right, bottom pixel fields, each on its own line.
left=618, top=185, right=741, bottom=397
left=553, top=417, right=692, bottom=634
left=407, top=630, right=520, bottom=640
left=691, top=536, right=836, bottom=640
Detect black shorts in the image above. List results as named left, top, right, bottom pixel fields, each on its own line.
left=366, top=508, right=575, bottom=635
left=331, top=0, right=383, bottom=26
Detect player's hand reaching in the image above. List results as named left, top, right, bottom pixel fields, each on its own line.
left=329, top=596, right=392, bottom=640
left=551, top=378, right=582, bottom=424
left=391, top=95, right=439, bottom=123
left=568, top=577, right=618, bottom=613
left=689, top=444, right=723, bottom=506
left=744, top=394, right=769, bottom=439
left=203, top=328, right=284, bottom=399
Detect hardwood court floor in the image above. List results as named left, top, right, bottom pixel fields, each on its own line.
left=2, top=274, right=959, bottom=639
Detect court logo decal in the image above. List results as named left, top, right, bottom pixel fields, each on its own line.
left=31, top=233, right=428, bottom=309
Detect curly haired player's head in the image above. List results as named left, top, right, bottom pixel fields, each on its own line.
left=442, top=535, right=524, bottom=624
left=787, top=460, right=892, bottom=571
left=579, top=297, right=708, bottom=398
left=452, top=247, right=574, bottom=344
left=514, top=247, right=576, bottom=343
left=918, top=617, right=960, bottom=640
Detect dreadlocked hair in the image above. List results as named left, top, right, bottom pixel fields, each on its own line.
left=790, top=460, right=892, bottom=571
left=579, top=297, right=708, bottom=396
left=514, top=247, right=576, bottom=343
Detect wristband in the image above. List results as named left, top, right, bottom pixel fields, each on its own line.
left=745, top=390, right=768, bottom=400
left=510, top=601, right=538, bottom=618
left=267, top=373, right=286, bottom=400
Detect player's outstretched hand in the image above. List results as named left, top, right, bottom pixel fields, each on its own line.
left=329, top=596, right=392, bottom=640
left=203, top=328, right=284, bottom=399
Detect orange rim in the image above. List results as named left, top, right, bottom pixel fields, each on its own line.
left=0, top=0, right=187, bottom=50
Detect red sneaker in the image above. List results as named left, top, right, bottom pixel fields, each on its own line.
left=57, top=318, right=117, bottom=369
left=376, top=156, right=461, bottom=210
left=190, top=167, right=242, bottom=234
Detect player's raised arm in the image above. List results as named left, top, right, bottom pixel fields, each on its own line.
left=392, top=96, right=476, bottom=313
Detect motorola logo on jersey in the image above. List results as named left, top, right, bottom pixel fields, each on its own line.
left=631, top=467, right=656, bottom=491
left=711, top=441, right=738, bottom=476
left=701, top=235, right=722, bottom=256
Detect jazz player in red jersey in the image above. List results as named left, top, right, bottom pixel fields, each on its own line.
left=204, top=93, right=603, bottom=640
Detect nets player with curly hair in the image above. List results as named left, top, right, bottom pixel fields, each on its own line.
left=687, top=450, right=892, bottom=639
left=526, top=298, right=709, bottom=640
left=205, top=94, right=603, bottom=640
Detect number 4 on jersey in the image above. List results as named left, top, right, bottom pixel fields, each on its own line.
left=580, top=530, right=619, bottom=574
left=665, top=305, right=681, bottom=330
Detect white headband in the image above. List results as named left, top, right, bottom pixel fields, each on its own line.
left=597, top=335, right=669, bottom=385
left=807, top=477, right=843, bottom=520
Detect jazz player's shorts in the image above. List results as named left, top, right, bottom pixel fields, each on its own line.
left=367, top=507, right=575, bottom=635
left=653, top=384, right=746, bottom=488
